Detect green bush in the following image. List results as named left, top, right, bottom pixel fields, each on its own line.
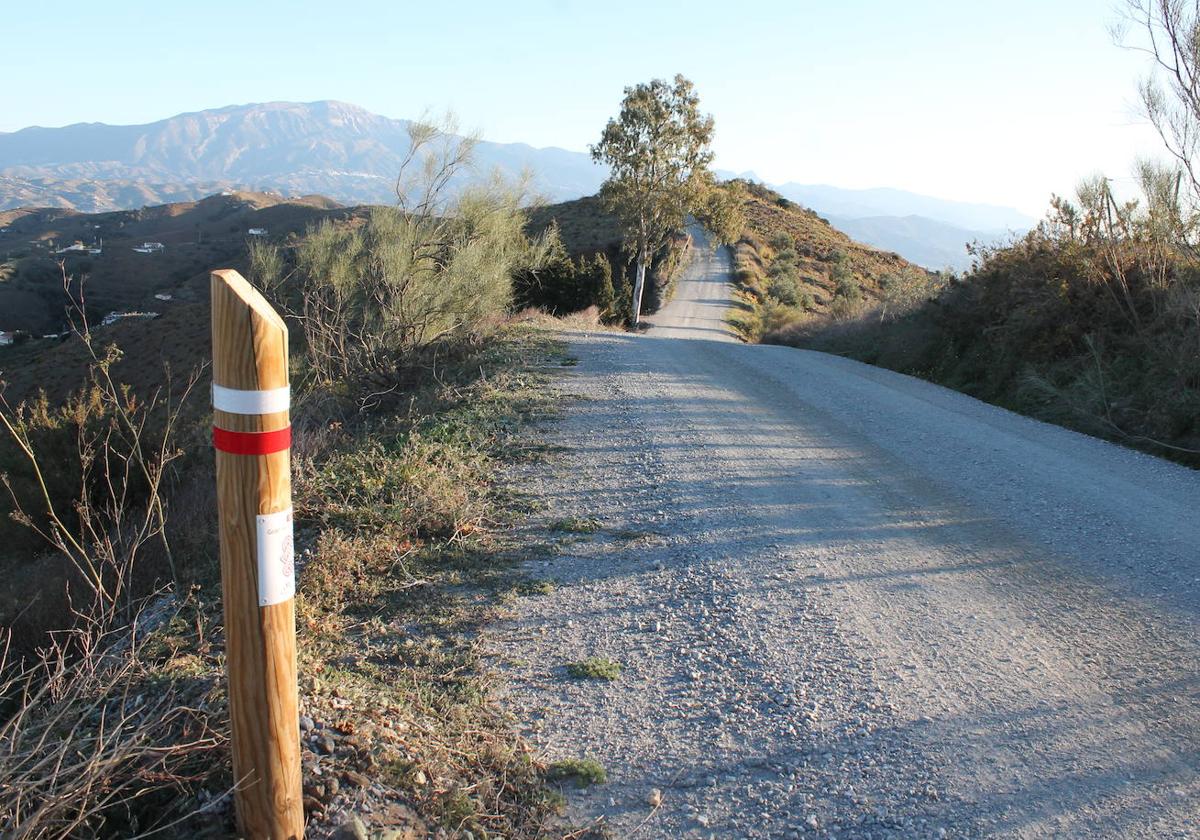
left=546, top=758, right=607, bottom=787
left=880, top=268, right=946, bottom=321
left=511, top=227, right=616, bottom=319
left=295, top=196, right=528, bottom=388
left=566, top=657, right=622, bottom=680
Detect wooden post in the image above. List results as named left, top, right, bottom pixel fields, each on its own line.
left=211, top=269, right=303, bottom=839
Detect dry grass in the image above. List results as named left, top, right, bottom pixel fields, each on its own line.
left=0, top=598, right=229, bottom=839
left=1, top=321, right=582, bottom=838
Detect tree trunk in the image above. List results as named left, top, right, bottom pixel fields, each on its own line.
left=632, top=246, right=647, bottom=326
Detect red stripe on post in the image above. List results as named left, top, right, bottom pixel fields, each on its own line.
left=213, top=425, right=291, bottom=455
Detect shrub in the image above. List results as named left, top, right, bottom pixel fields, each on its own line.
left=296, top=194, right=527, bottom=388
left=0, top=333, right=202, bottom=648
left=768, top=232, right=794, bottom=251
left=734, top=267, right=757, bottom=285
left=0, top=605, right=227, bottom=839
left=767, top=273, right=799, bottom=306
left=0, top=323, right=222, bottom=836
left=770, top=247, right=797, bottom=266
left=879, top=268, right=945, bottom=322
left=771, top=172, right=1200, bottom=464
left=290, top=121, right=536, bottom=390
left=611, top=269, right=634, bottom=325
left=588, top=253, right=617, bottom=318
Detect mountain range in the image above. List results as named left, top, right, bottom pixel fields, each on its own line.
left=0, top=101, right=608, bottom=209
left=0, top=101, right=1036, bottom=271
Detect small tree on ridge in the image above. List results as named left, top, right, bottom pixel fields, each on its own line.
left=591, top=74, right=716, bottom=325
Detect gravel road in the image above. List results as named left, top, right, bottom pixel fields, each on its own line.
left=494, top=226, right=1200, bottom=838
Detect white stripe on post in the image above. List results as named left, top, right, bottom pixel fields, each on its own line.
left=212, top=383, right=291, bottom=415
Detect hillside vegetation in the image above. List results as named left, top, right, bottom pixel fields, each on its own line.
left=725, top=181, right=939, bottom=340
left=0, top=189, right=682, bottom=410
left=769, top=176, right=1200, bottom=467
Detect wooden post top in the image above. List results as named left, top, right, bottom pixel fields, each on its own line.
left=211, top=269, right=288, bottom=393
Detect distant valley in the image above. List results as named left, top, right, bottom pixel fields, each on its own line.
left=0, top=101, right=1035, bottom=271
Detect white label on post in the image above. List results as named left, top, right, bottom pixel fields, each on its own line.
left=256, top=507, right=295, bottom=606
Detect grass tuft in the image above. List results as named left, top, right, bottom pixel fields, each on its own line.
left=548, top=516, right=602, bottom=534
left=566, top=657, right=622, bottom=681
left=546, top=758, right=608, bottom=787
left=516, top=578, right=557, bottom=596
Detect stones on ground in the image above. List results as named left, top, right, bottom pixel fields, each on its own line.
left=339, top=816, right=369, bottom=840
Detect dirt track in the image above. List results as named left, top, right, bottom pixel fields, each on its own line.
left=496, top=226, right=1200, bottom=838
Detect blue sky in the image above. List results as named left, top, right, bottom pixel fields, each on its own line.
left=0, top=0, right=1164, bottom=216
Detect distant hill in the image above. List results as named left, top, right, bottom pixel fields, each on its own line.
left=0, top=175, right=234, bottom=213
left=822, top=214, right=1010, bottom=273
left=0, top=101, right=607, bottom=212
left=0, top=191, right=355, bottom=341
left=772, top=183, right=1035, bottom=232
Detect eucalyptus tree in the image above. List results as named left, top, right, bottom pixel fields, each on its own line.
left=591, top=74, right=717, bottom=324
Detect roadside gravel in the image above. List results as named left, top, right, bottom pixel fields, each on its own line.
left=492, top=227, right=1200, bottom=838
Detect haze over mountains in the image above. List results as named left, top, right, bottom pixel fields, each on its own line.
left=0, top=100, right=1035, bottom=271
left=779, top=184, right=1035, bottom=271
